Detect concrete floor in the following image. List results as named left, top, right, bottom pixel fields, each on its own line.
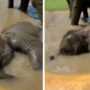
left=45, top=10, right=90, bottom=90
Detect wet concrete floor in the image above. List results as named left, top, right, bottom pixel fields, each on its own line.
left=0, top=0, right=42, bottom=90
left=45, top=10, right=90, bottom=90
left=45, top=11, right=90, bottom=75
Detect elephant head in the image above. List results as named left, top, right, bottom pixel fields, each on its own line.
left=59, top=30, right=88, bottom=55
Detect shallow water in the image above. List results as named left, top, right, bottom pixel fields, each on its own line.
left=45, top=11, right=90, bottom=75
left=0, top=0, right=42, bottom=90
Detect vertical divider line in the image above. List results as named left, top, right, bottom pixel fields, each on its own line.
left=43, top=0, right=45, bottom=89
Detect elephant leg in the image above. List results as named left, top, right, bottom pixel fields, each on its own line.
left=32, top=0, right=42, bottom=22
left=37, top=0, right=42, bottom=22
left=71, top=9, right=82, bottom=25
left=81, top=7, right=88, bottom=23
left=8, top=0, right=14, bottom=8
left=71, top=0, right=82, bottom=25
left=83, top=7, right=88, bottom=18
left=19, top=0, right=30, bottom=12
left=11, top=38, right=42, bottom=70
left=28, top=40, right=42, bottom=70
left=67, top=0, right=71, bottom=10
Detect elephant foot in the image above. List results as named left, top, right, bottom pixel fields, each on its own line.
left=71, top=22, right=78, bottom=25
left=8, top=6, right=14, bottom=8
left=71, top=16, right=79, bottom=25
left=19, top=7, right=27, bottom=13
left=81, top=17, right=88, bottom=23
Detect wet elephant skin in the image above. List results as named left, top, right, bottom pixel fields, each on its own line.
left=0, top=22, right=42, bottom=78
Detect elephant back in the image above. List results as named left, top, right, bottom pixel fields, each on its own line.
left=2, top=22, right=42, bottom=38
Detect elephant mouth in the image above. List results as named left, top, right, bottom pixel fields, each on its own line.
left=59, top=47, right=84, bottom=55
left=59, top=48, right=75, bottom=55
left=59, top=46, right=89, bottom=56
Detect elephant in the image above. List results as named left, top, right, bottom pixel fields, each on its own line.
left=66, top=0, right=89, bottom=25
left=0, top=22, right=42, bottom=78
left=8, top=0, right=42, bottom=21
left=32, top=0, right=42, bottom=21
left=8, top=0, right=30, bottom=12
left=58, top=25, right=90, bottom=55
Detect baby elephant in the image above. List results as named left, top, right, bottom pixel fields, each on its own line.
left=59, top=25, right=90, bottom=55
left=0, top=22, right=42, bottom=78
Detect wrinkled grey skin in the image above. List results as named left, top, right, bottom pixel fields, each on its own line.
left=59, top=25, right=90, bottom=55
left=0, top=22, right=42, bottom=78
left=8, top=0, right=42, bottom=21
left=0, top=37, right=14, bottom=79
left=67, top=0, right=90, bottom=25
left=0, top=37, right=14, bottom=69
